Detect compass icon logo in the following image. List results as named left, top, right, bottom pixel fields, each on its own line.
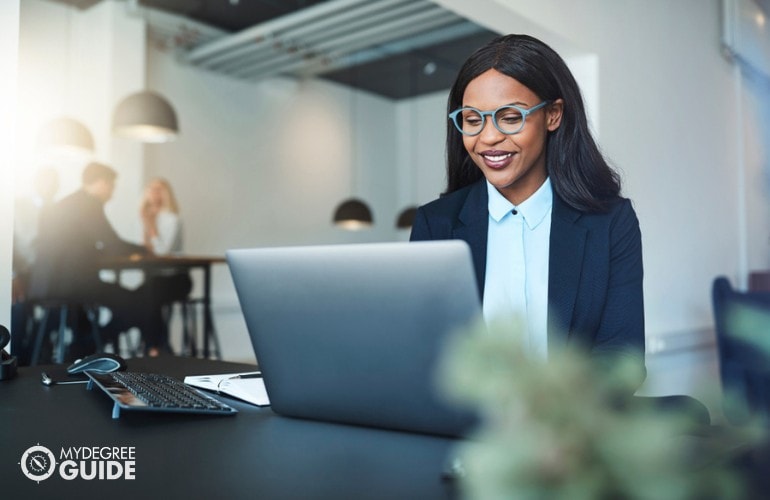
left=20, top=444, right=57, bottom=482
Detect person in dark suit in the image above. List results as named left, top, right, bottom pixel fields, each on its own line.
left=29, top=162, right=155, bottom=358
left=410, top=34, right=645, bottom=389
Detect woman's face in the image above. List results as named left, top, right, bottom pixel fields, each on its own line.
left=460, top=69, right=562, bottom=205
left=146, top=181, right=166, bottom=207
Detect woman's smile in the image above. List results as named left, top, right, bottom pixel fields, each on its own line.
left=479, top=149, right=515, bottom=169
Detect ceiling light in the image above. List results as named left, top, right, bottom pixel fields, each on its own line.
left=395, top=206, right=417, bottom=229
left=37, top=116, right=95, bottom=160
left=333, top=198, right=373, bottom=230
left=112, top=90, right=179, bottom=143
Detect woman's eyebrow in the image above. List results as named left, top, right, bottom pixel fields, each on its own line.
left=461, top=101, right=529, bottom=109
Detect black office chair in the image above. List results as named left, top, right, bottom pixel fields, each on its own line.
left=28, top=299, right=103, bottom=365
left=712, top=276, right=770, bottom=426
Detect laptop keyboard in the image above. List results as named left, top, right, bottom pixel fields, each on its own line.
left=86, top=371, right=238, bottom=419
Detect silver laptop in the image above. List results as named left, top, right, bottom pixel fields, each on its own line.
left=226, top=240, right=481, bottom=437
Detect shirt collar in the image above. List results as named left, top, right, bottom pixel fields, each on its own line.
left=486, top=177, right=553, bottom=229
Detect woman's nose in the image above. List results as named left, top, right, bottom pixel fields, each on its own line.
left=478, top=118, right=505, bottom=143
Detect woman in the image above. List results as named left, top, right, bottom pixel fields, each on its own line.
left=142, top=178, right=183, bottom=255
left=140, top=178, right=192, bottom=356
left=410, top=34, right=645, bottom=386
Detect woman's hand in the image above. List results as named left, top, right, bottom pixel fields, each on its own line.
left=141, top=202, right=157, bottom=225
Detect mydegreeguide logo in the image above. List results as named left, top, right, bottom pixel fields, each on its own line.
left=20, top=443, right=136, bottom=483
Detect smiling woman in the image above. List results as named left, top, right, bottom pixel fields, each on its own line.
left=411, top=34, right=645, bottom=392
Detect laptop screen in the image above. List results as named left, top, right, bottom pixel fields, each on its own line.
left=227, top=240, right=481, bottom=437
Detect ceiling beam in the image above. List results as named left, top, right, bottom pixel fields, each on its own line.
left=215, top=0, right=438, bottom=76
left=185, top=0, right=371, bottom=64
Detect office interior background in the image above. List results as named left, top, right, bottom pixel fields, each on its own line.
left=2, top=0, right=770, bottom=417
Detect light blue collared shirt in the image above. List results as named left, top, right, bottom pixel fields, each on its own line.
left=483, top=178, right=553, bottom=359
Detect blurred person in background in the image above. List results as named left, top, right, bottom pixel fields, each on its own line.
left=138, top=178, right=192, bottom=357
left=29, top=162, right=158, bottom=360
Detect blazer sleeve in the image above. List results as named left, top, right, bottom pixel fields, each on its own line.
left=590, top=199, right=646, bottom=381
left=409, top=207, right=434, bottom=242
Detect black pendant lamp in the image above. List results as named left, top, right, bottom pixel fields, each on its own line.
left=113, top=90, right=179, bottom=143
left=333, top=198, right=373, bottom=230
left=395, top=206, right=417, bottom=230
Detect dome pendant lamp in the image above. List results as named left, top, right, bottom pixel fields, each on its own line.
left=112, top=90, right=179, bottom=143
left=333, top=198, right=373, bottom=230
left=37, top=116, right=95, bottom=160
left=395, top=205, right=417, bottom=229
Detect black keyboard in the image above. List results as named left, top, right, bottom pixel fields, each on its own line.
left=86, top=371, right=238, bottom=419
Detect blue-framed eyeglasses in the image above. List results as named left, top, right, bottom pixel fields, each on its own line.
left=448, top=101, right=549, bottom=136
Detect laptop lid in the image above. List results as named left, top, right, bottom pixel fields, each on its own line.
left=226, top=240, right=481, bottom=437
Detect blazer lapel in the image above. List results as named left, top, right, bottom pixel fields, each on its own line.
left=548, top=196, right=586, bottom=352
left=453, top=181, right=488, bottom=299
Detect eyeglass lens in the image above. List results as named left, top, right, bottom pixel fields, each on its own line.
left=458, top=106, right=525, bottom=135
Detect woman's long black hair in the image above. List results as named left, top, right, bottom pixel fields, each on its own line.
left=445, top=34, right=621, bottom=212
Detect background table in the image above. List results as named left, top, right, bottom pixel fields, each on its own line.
left=101, top=255, right=226, bottom=358
left=0, top=357, right=460, bottom=499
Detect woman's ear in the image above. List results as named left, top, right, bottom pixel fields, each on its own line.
left=546, top=99, right=564, bottom=132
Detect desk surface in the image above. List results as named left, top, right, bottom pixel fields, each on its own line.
left=1, top=357, right=458, bottom=499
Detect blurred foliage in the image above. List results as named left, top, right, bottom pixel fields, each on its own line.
left=437, top=318, right=763, bottom=500
left=724, top=303, right=770, bottom=427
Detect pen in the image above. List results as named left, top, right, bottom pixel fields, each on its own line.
left=41, top=372, right=89, bottom=386
left=232, top=372, right=262, bottom=379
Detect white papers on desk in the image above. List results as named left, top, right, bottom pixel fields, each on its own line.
left=184, top=372, right=270, bottom=407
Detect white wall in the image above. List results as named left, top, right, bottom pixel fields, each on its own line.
left=395, top=91, right=449, bottom=209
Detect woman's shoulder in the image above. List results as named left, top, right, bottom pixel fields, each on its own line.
left=603, top=196, right=637, bottom=221
left=570, top=196, right=640, bottom=239
left=418, top=180, right=484, bottom=217
left=557, top=193, right=636, bottom=219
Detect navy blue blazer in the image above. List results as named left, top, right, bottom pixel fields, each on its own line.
left=411, top=179, right=645, bottom=378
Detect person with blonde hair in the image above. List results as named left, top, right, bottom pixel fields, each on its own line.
left=141, top=177, right=182, bottom=255
left=138, top=177, right=192, bottom=357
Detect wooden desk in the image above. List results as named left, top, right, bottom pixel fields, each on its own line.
left=101, top=255, right=226, bottom=359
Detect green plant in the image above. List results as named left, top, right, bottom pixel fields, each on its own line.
left=437, top=318, right=753, bottom=500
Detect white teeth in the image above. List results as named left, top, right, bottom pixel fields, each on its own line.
left=484, top=153, right=511, bottom=161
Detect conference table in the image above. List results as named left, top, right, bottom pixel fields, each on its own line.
left=100, top=255, right=226, bottom=359
left=1, top=357, right=460, bottom=499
